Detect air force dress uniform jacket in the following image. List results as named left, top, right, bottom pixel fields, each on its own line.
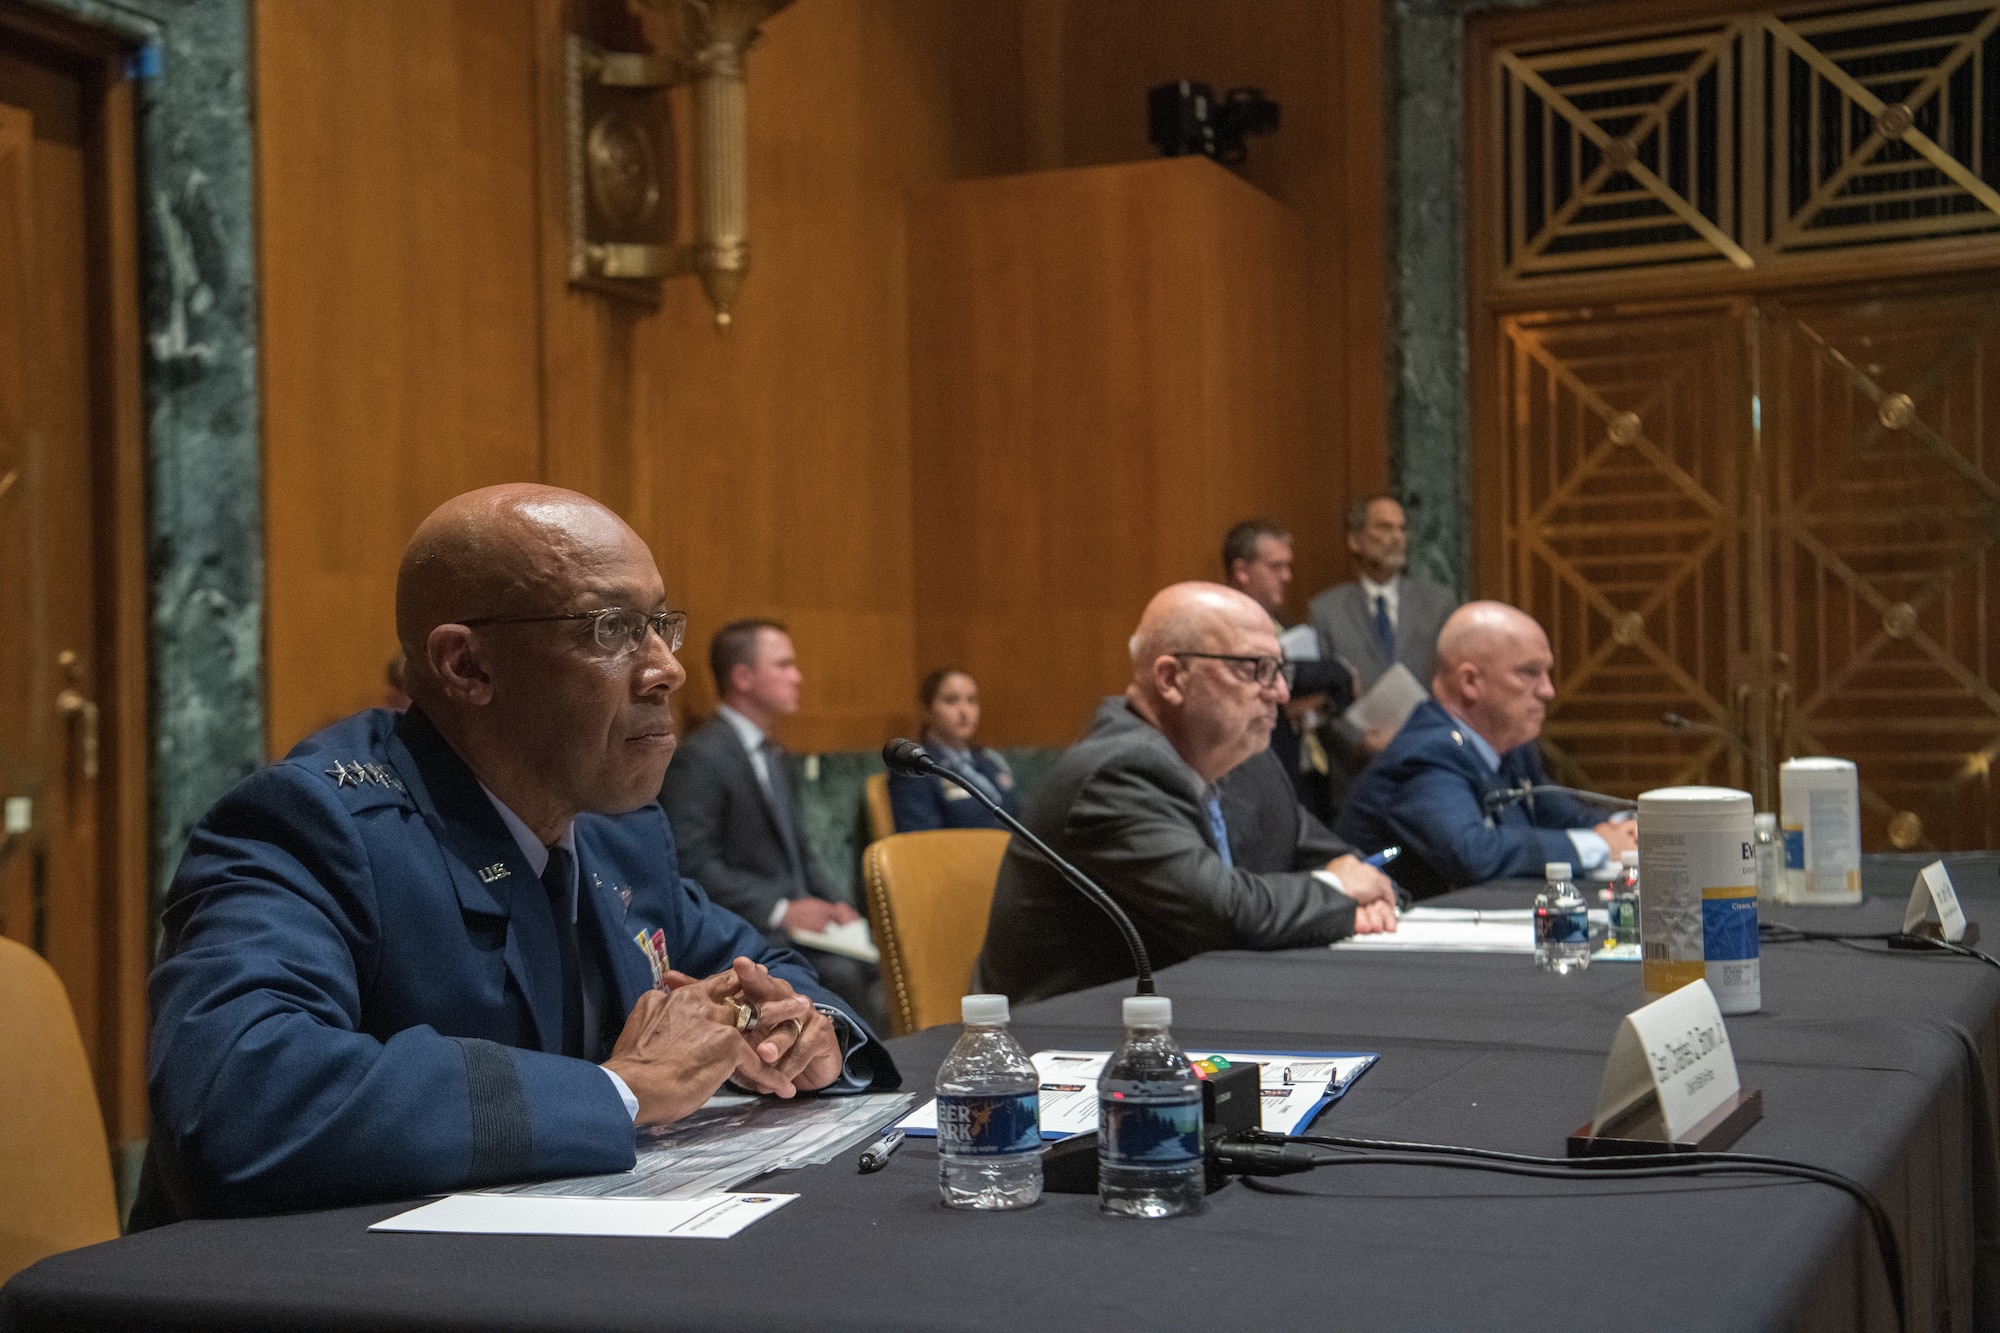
left=136, top=706, right=897, bottom=1226
left=886, top=745, right=1020, bottom=832
left=1334, top=699, right=1604, bottom=898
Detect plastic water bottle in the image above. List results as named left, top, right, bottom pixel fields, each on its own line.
left=935, top=994, right=1042, bottom=1209
left=1534, top=861, right=1590, bottom=974
left=1752, top=812, right=1783, bottom=907
left=1098, top=995, right=1204, bottom=1218
left=1607, top=850, right=1640, bottom=946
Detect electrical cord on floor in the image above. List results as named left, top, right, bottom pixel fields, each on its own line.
left=1211, top=1129, right=1906, bottom=1333
left=1760, top=921, right=2000, bottom=972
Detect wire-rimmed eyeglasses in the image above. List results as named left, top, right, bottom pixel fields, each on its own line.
left=460, top=608, right=687, bottom=657
left=1170, top=652, right=1296, bottom=688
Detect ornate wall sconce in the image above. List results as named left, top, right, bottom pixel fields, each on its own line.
left=566, top=0, right=794, bottom=326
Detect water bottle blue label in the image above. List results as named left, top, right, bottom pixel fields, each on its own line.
left=936, top=1093, right=1041, bottom=1155
left=1702, top=891, right=1759, bottom=961
left=1099, top=1096, right=1203, bottom=1166
left=1782, top=828, right=1805, bottom=870
left=1535, top=906, right=1589, bottom=945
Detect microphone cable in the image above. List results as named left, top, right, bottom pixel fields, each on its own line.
left=1759, top=921, right=2000, bottom=973
left=1212, top=1129, right=1906, bottom=1333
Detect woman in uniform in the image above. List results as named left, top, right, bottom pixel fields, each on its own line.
left=888, top=667, right=1020, bottom=831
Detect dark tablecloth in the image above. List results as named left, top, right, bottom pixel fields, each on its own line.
left=6, top=855, right=1999, bottom=1332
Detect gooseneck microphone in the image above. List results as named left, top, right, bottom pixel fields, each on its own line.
left=1480, top=779, right=1639, bottom=818
left=882, top=739, right=1155, bottom=995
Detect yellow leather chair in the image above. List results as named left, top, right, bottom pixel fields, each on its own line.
left=0, top=936, right=119, bottom=1281
left=862, top=829, right=1010, bottom=1036
left=863, top=771, right=896, bottom=844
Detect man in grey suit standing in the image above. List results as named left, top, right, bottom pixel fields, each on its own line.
left=976, top=583, right=1398, bottom=1004
left=1308, top=494, right=1460, bottom=798
left=659, top=620, right=886, bottom=1030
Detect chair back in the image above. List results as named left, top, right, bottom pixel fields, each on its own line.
left=863, top=771, right=895, bottom=844
left=0, top=936, right=118, bottom=1281
left=862, top=829, right=1010, bottom=1035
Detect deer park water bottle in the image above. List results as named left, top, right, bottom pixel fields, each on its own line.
left=1534, top=861, right=1590, bottom=974
left=935, top=994, right=1042, bottom=1210
left=1607, top=850, right=1640, bottom=946
left=1098, top=995, right=1204, bottom=1218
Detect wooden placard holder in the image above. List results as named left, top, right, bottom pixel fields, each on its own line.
left=1567, top=1087, right=1763, bottom=1159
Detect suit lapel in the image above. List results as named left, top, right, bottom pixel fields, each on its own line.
left=387, top=708, right=567, bottom=1055
left=1339, top=585, right=1388, bottom=681
left=573, top=826, right=654, bottom=1013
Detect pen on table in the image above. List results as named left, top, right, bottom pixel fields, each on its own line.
left=1364, top=846, right=1401, bottom=867
left=858, top=1129, right=904, bottom=1173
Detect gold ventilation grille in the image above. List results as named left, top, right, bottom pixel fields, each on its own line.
left=1496, top=0, right=2000, bottom=280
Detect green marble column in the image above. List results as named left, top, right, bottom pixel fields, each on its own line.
left=1386, top=0, right=1568, bottom=596
left=25, top=0, right=265, bottom=895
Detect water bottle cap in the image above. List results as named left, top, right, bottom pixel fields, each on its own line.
left=1122, top=995, right=1172, bottom=1027
left=1621, top=850, right=1639, bottom=866
left=1754, top=812, right=1777, bottom=831
left=1545, top=862, right=1573, bottom=881
left=961, top=994, right=1009, bottom=1025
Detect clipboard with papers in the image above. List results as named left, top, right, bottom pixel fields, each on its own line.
left=896, top=1048, right=1377, bottom=1140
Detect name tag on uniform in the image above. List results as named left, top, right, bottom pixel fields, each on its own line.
left=941, top=780, right=973, bottom=801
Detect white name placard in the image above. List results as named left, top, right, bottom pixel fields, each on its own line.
left=1590, top=978, right=1741, bottom=1141
left=1902, top=860, right=1967, bottom=942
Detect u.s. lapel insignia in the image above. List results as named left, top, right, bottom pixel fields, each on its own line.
left=593, top=871, right=633, bottom=918
left=478, top=862, right=511, bottom=883
left=633, top=928, right=670, bottom=989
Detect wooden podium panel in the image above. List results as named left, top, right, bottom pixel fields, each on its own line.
left=908, top=157, right=1315, bottom=746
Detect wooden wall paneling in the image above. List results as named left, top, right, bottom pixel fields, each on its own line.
left=257, top=0, right=546, bottom=755
left=1037, top=0, right=1389, bottom=606
left=618, top=0, right=966, bottom=753
left=909, top=157, right=1311, bottom=747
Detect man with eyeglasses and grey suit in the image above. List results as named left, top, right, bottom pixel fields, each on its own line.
left=976, top=583, right=1399, bottom=1004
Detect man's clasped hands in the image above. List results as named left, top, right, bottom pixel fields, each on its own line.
left=602, top=956, right=844, bottom=1126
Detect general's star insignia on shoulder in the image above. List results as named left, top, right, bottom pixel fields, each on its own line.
left=324, top=759, right=405, bottom=791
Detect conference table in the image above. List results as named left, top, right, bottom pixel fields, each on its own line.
left=5, top=854, right=1999, bottom=1331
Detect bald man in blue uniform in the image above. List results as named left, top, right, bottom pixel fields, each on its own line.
left=135, top=486, right=897, bottom=1226
left=1336, top=601, right=1636, bottom=897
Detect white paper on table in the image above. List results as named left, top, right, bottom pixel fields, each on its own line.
left=487, top=1092, right=910, bottom=1200
left=786, top=917, right=879, bottom=963
left=1278, top=623, right=1322, bottom=661
left=1342, top=662, right=1428, bottom=735
left=897, top=1049, right=1376, bottom=1139
left=1332, top=906, right=1536, bottom=953
left=370, top=1192, right=796, bottom=1239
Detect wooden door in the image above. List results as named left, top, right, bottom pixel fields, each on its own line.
left=0, top=21, right=149, bottom=1155
left=1494, top=281, right=2000, bottom=851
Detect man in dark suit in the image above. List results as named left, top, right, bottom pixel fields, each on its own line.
left=1336, top=601, right=1638, bottom=897
left=1221, top=518, right=1355, bottom=824
left=139, top=486, right=895, bottom=1223
left=660, top=621, right=887, bottom=1031
left=1307, top=495, right=1460, bottom=804
left=977, top=583, right=1399, bottom=1004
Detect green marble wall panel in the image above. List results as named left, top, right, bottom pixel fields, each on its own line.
left=1388, top=0, right=1574, bottom=598
left=24, top=0, right=265, bottom=895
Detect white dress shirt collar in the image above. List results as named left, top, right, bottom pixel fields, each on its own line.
left=480, top=785, right=578, bottom=920
left=1358, top=573, right=1401, bottom=627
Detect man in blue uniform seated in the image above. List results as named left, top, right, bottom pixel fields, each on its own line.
left=1335, top=600, right=1637, bottom=898
left=135, top=484, right=897, bottom=1225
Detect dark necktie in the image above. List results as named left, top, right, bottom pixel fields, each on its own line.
left=1373, top=593, right=1396, bottom=663
left=761, top=737, right=808, bottom=892
left=541, top=844, right=584, bottom=1059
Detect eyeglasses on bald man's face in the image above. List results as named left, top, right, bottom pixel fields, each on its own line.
left=460, top=608, right=688, bottom=658
left=1169, top=652, right=1296, bottom=689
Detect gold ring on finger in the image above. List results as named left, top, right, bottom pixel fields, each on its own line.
left=726, top=995, right=757, bottom=1031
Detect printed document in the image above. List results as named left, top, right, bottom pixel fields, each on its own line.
left=786, top=916, right=879, bottom=963
left=1343, top=662, right=1428, bottom=735
left=370, top=1191, right=796, bottom=1240
left=896, top=1049, right=1376, bottom=1139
